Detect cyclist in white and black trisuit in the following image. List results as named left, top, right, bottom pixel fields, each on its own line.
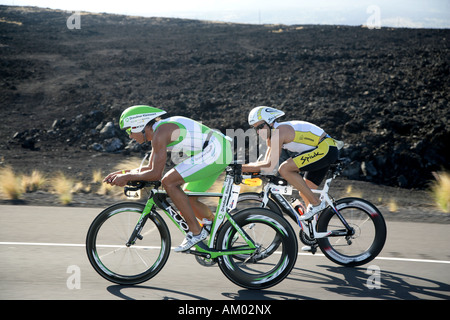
left=242, top=106, right=341, bottom=220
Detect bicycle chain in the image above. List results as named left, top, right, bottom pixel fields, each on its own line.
left=299, top=230, right=317, bottom=246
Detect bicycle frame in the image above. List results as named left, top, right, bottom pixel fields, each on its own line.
left=126, top=169, right=258, bottom=260
left=250, top=174, right=354, bottom=240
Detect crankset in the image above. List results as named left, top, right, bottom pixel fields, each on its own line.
left=194, top=255, right=217, bottom=266
left=299, top=229, right=317, bottom=247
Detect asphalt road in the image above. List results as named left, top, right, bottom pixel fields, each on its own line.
left=1, top=204, right=449, bottom=301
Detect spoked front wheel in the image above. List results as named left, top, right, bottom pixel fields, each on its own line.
left=316, top=197, right=387, bottom=267
left=232, top=192, right=284, bottom=261
left=216, top=208, right=298, bottom=289
left=86, top=202, right=171, bottom=285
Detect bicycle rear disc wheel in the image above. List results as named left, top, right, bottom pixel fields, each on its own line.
left=86, top=202, right=171, bottom=285
left=216, top=208, right=298, bottom=289
left=316, top=197, right=387, bottom=267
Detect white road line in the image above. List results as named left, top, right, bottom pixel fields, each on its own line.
left=0, top=241, right=85, bottom=247
left=374, top=256, right=450, bottom=264
left=1, top=241, right=450, bottom=265
left=298, top=252, right=450, bottom=264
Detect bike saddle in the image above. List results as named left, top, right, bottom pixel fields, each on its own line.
left=329, top=158, right=350, bottom=175
left=227, top=160, right=244, bottom=168
left=266, top=175, right=288, bottom=186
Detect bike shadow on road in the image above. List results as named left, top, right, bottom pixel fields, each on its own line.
left=107, top=284, right=312, bottom=300
left=221, top=290, right=314, bottom=300
left=107, top=284, right=209, bottom=300
left=105, top=265, right=449, bottom=300
left=286, top=265, right=450, bottom=300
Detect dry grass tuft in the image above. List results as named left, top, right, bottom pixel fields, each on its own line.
left=97, top=182, right=116, bottom=196
left=345, top=185, right=363, bottom=198
left=0, top=166, right=23, bottom=200
left=92, top=169, right=103, bottom=184
left=388, top=199, right=398, bottom=212
left=114, top=157, right=143, bottom=173
left=22, top=170, right=47, bottom=193
left=52, top=172, right=73, bottom=205
left=430, top=171, right=450, bottom=213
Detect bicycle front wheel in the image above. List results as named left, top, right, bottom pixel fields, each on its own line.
left=86, top=202, right=171, bottom=285
left=216, top=208, right=298, bottom=289
left=316, top=197, right=387, bottom=267
left=232, top=192, right=284, bottom=261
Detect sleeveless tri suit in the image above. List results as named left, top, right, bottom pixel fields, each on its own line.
left=153, top=116, right=232, bottom=192
left=274, top=121, right=340, bottom=186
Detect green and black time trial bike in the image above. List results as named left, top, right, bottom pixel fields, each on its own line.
left=86, top=162, right=298, bottom=290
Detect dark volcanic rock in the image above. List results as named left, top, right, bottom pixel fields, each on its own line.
left=0, top=5, right=449, bottom=189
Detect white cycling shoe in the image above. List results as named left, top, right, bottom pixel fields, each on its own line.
left=174, top=228, right=208, bottom=252
left=298, top=202, right=327, bottom=221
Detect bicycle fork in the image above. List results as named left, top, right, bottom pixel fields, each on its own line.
left=125, top=202, right=154, bottom=247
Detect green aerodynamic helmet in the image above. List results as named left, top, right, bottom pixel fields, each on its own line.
left=119, top=105, right=167, bottom=134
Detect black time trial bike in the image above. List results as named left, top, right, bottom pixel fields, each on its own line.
left=235, top=159, right=387, bottom=267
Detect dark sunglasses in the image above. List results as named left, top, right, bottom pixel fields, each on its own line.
left=253, top=122, right=267, bottom=132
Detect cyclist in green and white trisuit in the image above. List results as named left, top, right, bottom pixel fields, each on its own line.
left=103, top=105, right=232, bottom=252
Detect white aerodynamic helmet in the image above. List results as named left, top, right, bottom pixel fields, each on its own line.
left=248, top=106, right=285, bottom=126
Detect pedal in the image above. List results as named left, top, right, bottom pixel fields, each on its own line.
left=311, top=244, right=318, bottom=255
left=187, top=249, right=211, bottom=259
